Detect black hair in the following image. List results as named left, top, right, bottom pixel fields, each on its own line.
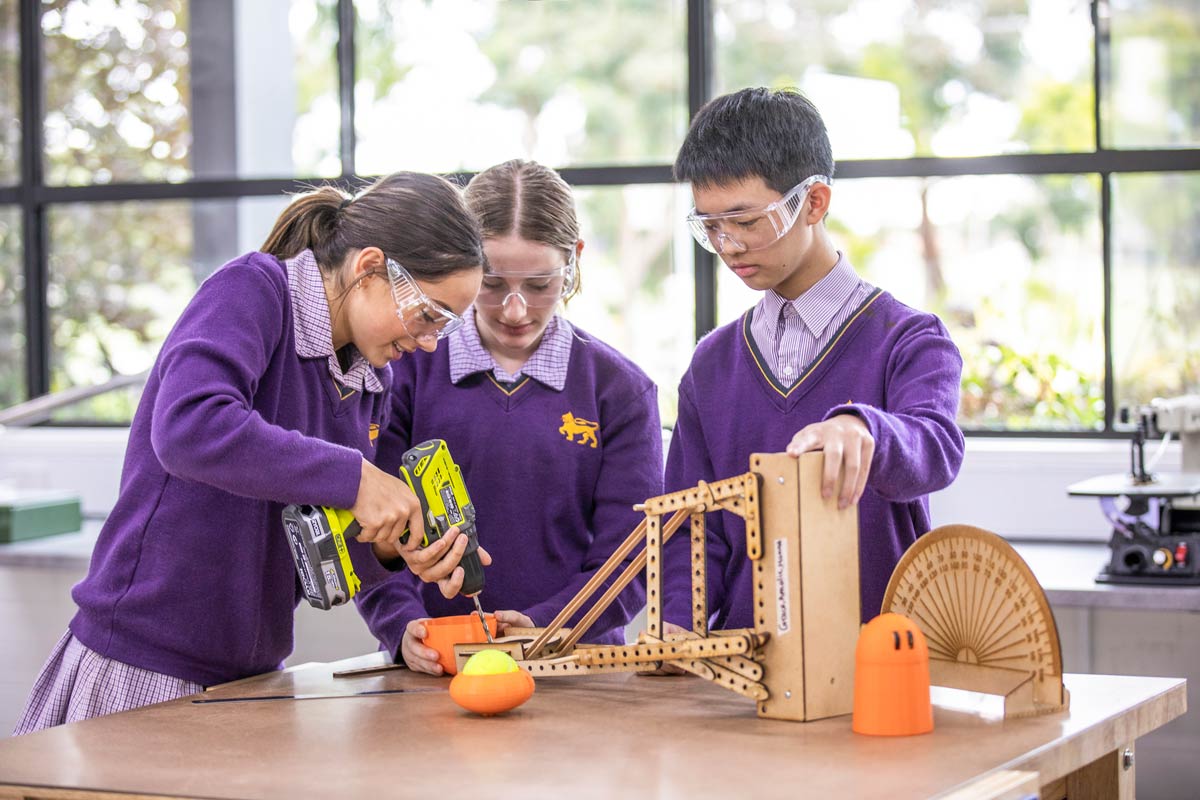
left=673, top=87, right=835, bottom=194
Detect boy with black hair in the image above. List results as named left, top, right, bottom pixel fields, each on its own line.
left=662, top=87, right=965, bottom=630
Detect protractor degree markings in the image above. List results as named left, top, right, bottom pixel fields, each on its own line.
left=967, top=539, right=992, bottom=652
left=977, top=635, right=1039, bottom=664
left=909, top=599, right=955, bottom=658
left=975, top=578, right=1026, bottom=654
left=925, top=566, right=965, bottom=653
left=924, top=544, right=960, bottom=648
left=938, top=542, right=970, bottom=651
left=905, top=573, right=957, bottom=652
left=908, top=590, right=956, bottom=655
left=969, top=551, right=998, bottom=657
left=959, top=539, right=978, bottom=652
left=955, top=542, right=978, bottom=652
left=975, top=621, right=1036, bottom=665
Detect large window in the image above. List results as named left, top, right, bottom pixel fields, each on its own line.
left=3, top=0, right=1198, bottom=433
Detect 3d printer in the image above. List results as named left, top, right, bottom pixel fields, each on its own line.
left=1068, top=395, right=1200, bottom=585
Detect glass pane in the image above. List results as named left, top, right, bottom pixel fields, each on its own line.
left=566, top=184, right=693, bottom=427
left=46, top=196, right=290, bottom=422
left=41, top=0, right=340, bottom=186
left=1105, top=0, right=1200, bottom=148
left=0, top=0, right=17, bottom=185
left=716, top=174, right=1104, bottom=431
left=355, top=0, right=688, bottom=174
left=1112, top=172, right=1200, bottom=410
left=714, top=0, right=1095, bottom=159
left=0, top=205, right=24, bottom=408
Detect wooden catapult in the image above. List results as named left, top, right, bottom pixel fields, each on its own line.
left=457, top=451, right=861, bottom=721
left=456, top=452, right=1069, bottom=722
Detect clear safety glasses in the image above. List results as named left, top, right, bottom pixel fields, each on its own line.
left=685, top=175, right=830, bottom=255
left=385, top=257, right=464, bottom=341
left=475, top=251, right=576, bottom=313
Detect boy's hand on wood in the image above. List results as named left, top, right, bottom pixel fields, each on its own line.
left=785, top=414, right=874, bottom=509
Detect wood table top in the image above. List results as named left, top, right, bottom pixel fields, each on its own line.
left=0, top=653, right=1186, bottom=800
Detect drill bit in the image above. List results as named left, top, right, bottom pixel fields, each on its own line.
left=470, top=594, right=494, bottom=643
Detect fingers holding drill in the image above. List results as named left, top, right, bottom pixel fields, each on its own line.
left=401, top=532, right=492, bottom=599
left=350, top=459, right=425, bottom=549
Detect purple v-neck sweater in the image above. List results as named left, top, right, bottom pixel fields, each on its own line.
left=355, top=328, right=662, bottom=655
left=70, top=252, right=393, bottom=687
left=663, top=289, right=964, bottom=630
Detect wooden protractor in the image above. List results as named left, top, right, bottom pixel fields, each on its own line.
left=881, top=524, right=1069, bottom=718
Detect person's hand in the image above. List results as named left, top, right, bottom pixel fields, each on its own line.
left=784, top=414, right=874, bottom=510
left=403, top=532, right=493, bottom=599
left=350, top=459, right=424, bottom=546
left=494, top=609, right=534, bottom=637
left=400, top=618, right=444, bottom=676
left=351, top=459, right=492, bottom=596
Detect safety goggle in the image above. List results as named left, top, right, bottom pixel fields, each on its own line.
left=685, top=175, right=830, bottom=255
left=385, top=257, right=464, bottom=341
left=475, top=251, right=576, bottom=311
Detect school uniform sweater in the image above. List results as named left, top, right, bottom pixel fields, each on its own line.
left=355, top=324, right=661, bottom=656
left=662, top=289, right=964, bottom=630
left=70, top=252, right=393, bottom=687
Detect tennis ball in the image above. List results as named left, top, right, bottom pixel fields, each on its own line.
left=461, top=649, right=520, bottom=675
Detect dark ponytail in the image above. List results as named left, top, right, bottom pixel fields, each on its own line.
left=261, top=172, right=483, bottom=282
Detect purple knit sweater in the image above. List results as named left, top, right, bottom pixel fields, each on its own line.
left=355, top=328, right=661, bottom=656
left=663, top=289, right=964, bottom=629
left=70, top=252, right=392, bottom=687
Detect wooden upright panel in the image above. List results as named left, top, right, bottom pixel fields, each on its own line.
left=796, top=450, right=860, bottom=719
left=752, top=451, right=859, bottom=721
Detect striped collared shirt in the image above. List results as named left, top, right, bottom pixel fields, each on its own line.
left=286, top=249, right=384, bottom=393
left=749, top=252, right=874, bottom=387
left=449, top=305, right=573, bottom=390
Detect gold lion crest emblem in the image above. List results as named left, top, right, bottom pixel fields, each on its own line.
left=558, top=412, right=599, bottom=449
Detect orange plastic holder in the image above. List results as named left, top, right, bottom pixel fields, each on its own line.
left=852, top=612, right=933, bottom=736
left=421, top=614, right=499, bottom=675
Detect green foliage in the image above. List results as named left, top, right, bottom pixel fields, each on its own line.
left=960, top=342, right=1105, bottom=430
left=0, top=207, right=22, bottom=408
left=2, top=0, right=1196, bottom=435
left=40, top=0, right=191, bottom=184
left=47, top=202, right=195, bottom=391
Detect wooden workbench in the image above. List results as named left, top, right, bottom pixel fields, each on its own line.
left=0, top=653, right=1185, bottom=800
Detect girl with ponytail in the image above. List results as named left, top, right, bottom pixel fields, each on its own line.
left=15, top=172, right=487, bottom=734
left=355, top=161, right=663, bottom=673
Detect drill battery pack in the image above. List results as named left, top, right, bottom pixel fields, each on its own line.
left=282, top=505, right=362, bottom=610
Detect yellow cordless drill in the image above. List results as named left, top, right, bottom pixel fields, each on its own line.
left=282, top=439, right=489, bottom=636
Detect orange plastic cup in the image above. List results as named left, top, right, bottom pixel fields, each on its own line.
left=420, top=614, right=499, bottom=675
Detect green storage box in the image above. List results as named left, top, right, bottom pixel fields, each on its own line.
left=0, top=489, right=83, bottom=543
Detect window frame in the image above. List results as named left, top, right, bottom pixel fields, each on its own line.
left=3, top=0, right=1198, bottom=436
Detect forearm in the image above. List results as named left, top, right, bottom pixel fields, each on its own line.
left=829, top=323, right=965, bottom=502
left=151, top=346, right=364, bottom=508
